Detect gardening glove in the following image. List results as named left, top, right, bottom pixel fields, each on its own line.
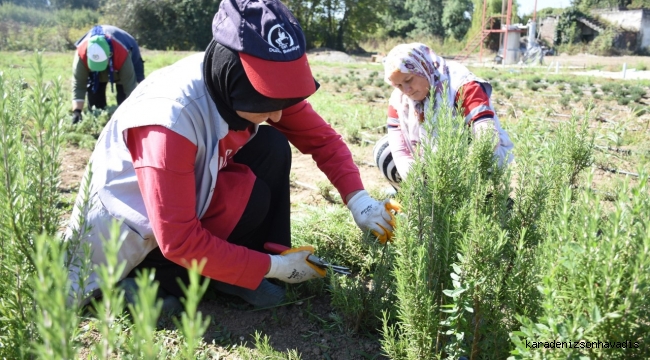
left=472, top=118, right=499, bottom=150
left=347, top=190, right=402, bottom=244
left=71, top=109, right=82, bottom=124
left=265, top=246, right=326, bottom=283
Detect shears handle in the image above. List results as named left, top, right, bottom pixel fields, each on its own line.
left=264, top=242, right=326, bottom=267
left=264, top=242, right=352, bottom=276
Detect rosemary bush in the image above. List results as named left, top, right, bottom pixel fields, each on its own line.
left=32, top=233, right=80, bottom=359
left=510, top=175, right=650, bottom=359
left=0, top=53, right=66, bottom=359
left=379, top=88, right=519, bottom=358
left=1, top=54, right=213, bottom=359
left=378, top=86, right=619, bottom=359
left=292, top=205, right=398, bottom=332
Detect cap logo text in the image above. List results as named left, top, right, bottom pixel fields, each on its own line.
left=267, top=24, right=299, bottom=54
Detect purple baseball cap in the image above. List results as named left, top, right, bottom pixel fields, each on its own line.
left=212, top=0, right=316, bottom=99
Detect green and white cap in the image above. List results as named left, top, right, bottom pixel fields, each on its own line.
left=87, top=35, right=110, bottom=72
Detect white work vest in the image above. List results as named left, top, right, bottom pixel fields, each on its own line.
left=67, top=53, right=258, bottom=301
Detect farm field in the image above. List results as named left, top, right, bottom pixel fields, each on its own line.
left=1, top=50, right=649, bottom=359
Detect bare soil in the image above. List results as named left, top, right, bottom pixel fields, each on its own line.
left=62, top=146, right=387, bottom=359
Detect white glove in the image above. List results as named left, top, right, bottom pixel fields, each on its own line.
left=265, top=246, right=326, bottom=284
left=472, top=118, right=499, bottom=149
left=346, top=190, right=402, bottom=244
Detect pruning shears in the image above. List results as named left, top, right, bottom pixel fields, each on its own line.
left=264, top=242, right=352, bottom=276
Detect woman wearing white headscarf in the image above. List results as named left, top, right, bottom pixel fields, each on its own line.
left=373, top=43, right=514, bottom=189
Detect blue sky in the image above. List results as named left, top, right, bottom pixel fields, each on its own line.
left=518, top=0, right=570, bottom=16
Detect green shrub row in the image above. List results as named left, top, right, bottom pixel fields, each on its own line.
left=0, top=54, right=215, bottom=360
left=0, top=4, right=99, bottom=51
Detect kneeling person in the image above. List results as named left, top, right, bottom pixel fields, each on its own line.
left=66, top=0, right=397, bottom=309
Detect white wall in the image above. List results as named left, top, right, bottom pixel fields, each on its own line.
left=539, top=17, right=558, bottom=45
left=591, top=9, right=650, bottom=51
left=641, top=10, right=650, bottom=49
left=592, top=9, right=642, bottom=31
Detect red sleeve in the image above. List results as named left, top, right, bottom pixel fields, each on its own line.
left=455, top=81, right=495, bottom=124
left=110, top=38, right=129, bottom=70
left=126, top=125, right=270, bottom=289
left=271, top=100, right=364, bottom=202
left=387, top=104, right=400, bottom=128
left=387, top=105, right=398, bottom=120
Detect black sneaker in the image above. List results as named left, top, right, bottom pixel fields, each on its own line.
left=118, top=277, right=183, bottom=314
left=210, top=279, right=286, bottom=308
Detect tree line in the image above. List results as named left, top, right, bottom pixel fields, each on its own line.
left=572, top=0, right=650, bottom=9
left=4, top=0, right=649, bottom=51
left=2, top=0, right=499, bottom=51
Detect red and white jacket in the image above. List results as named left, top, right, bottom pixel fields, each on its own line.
left=386, top=62, right=514, bottom=179
left=66, top=53, right=363, bottom=302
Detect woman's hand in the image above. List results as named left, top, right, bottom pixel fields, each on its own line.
left=472, top=118, right=499, bottom=149
left=346, top=190, right=402, bottom=244
left=265, top=246, right=326, bottom=283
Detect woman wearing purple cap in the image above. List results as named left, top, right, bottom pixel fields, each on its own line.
left=66, top=0, right=399, bottom=309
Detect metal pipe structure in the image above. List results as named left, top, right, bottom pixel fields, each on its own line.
left=499, top=0, right=507, bottom=55
left=478, top=0, right=517, bottom=64
left=528, top=20, right=537, bottom=49
left=479, top=0, right=488, bottom=62
left=502, top=0, right=513, bottom=66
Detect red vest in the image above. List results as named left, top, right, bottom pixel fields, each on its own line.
left=76, top=36, right=129, bottom=71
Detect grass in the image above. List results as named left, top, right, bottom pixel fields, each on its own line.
left=0, top=49, right=194, bottom=88
left=1, top=51, right=650, bottom=359
left=1, top=51, right=73, bottom=84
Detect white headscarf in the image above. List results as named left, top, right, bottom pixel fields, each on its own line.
left=383, top=43, right=472, bottom=151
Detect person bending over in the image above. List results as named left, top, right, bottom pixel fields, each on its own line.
left=71, top=25, right=145, bottom=124
left=66, top=0, right=398, bottom=309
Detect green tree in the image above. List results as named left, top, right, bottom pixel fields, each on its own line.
left=442, top=0, right=473, bottom=41
left=1, top=0, right=46, bottom=7
left=554, top=8, right=584, bottom=45
left=283, top=0, right=324, bottom=48
left=405, top=0, right=445, bottom=38
left=376, top=0, right=488, bottom=41
left=572, top=0, right=632, bottom=9
left=317, top=0, right=346, bottom=49
left=377, top=0, right=414, bottom=38
left=334, top=0, right=388, bottom=50
left=101, top=0, right=219, bottom=50
left=285, top=0, right=388, bottom=51
left=628, top=0, right=650, bottom=8
left=50, top=0, right=101, bottom=9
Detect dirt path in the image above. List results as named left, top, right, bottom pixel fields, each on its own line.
left=548, top=53, right=650, bottom=69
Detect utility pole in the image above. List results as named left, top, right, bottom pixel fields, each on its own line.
left=499, top=0, right=506, bottom=55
